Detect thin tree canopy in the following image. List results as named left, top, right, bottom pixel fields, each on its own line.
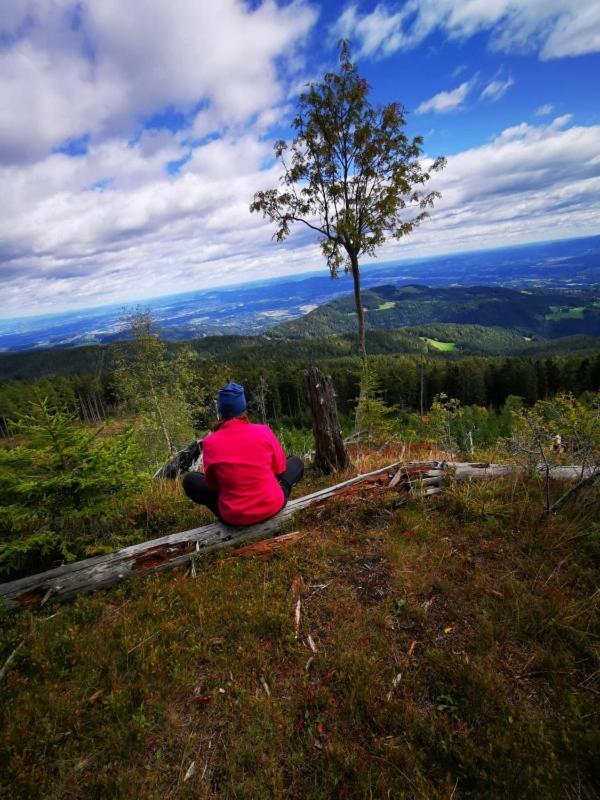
left=251, top=42, right=446, bottom=356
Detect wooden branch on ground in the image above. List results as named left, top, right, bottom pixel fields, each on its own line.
left=1, top=460, right=593, bottom=612
left=549, top=468, right=600, bottom=514
left=0, top=641, right=24, bottom=684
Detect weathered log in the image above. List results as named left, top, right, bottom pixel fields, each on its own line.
left=218, top=531, right=306, bottom=563
left=549, top=468, right=600, bottom=513
left=306, top=366, right=350, bottom=473
left=447, top=462, right=596, bottom=481
left=0, top=461, right=402, bottom=612
left=1, top=459, right=592, bottom=612
left=388, top=463, right=439, bottom=488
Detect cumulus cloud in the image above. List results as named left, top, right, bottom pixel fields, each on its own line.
left=0, top=3, right=598, bottom=318
left=370, top=115, right=600, bottom=259
left=480, top=76, right=514, bottom=102
left=1, top=112, right=598, bottom=317
left=0, top=0, right=322, bottom=315
left=332, top=4, right=412, bottom=58
left=0, top=0, right=318, bottom=163
left=416, top=78, right=476, bottom=114
left=535, top=103, right=555, bottom=116
left=332, top=1, right=600, bottom=60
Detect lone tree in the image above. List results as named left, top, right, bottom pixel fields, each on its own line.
left=251, top=42, right=446, bottom=357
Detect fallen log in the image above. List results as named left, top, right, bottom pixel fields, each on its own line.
left=218, top=531, right=306, bottom=563
left=1, top=459, right=591, bottom=611
left=447, top=463, right=597, bottom=481
left=0, top=461, right=403, bottom=612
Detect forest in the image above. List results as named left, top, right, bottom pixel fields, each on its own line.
left=273, top=284, right=600, bottom=339
left=1, top=336, right=599, bottom=436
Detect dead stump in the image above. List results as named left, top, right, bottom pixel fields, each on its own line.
left=306, top=366, right=351, bottom=474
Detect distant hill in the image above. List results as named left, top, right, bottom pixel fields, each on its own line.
left=272, top=284, right=600, bottom=340
left=1, top=235, right=598, bottom=352
left=0, top=323, right=599, bottom=382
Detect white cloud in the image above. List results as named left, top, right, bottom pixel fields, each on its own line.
left=535, top=103, right=555, bottom=116
left=333, top=4, right=413, bottom=58
left=0, top=0, right=318, bottom=164
left=480, top=76, right=514, bottom=102
left=332, top=1, right=600, bottom=60
left=0, top=3, right=598, bottom=318
left=0, top=0, right=322, bottom=315
left=1, top=113, right=598, bottom=317
left=372, top=115, right=600, bottom=258
left=416, top=78, right=476, bottom=114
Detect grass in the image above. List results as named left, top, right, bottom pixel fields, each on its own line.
left=1, top=448, right=599, bottom=799
left=420, top=337, right=457, bottom=352
left=545, top=305, right=585, bottom=321
left=374, top=301, right=396, bottom=312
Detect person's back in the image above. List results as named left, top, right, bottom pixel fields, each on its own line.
left=182, top=381, right=304, bottom=526
left=202, top=417, right=286, bottom=525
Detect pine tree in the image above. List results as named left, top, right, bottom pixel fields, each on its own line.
left=0, top=399, right=143, bottom=575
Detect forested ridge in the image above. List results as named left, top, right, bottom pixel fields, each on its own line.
left=273, top=284, right=600, bottom=339
left=1, top=340, right=599, bottom=432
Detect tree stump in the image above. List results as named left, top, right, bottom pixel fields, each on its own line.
left=306, top=366, right=351, bottom=473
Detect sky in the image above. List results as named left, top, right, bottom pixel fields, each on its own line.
left=0, top=0, right=599, bottom=319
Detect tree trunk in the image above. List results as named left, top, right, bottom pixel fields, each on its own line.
left=306, top=366, right=351, bottom=474
left=349, top=252, right=366, bottom=358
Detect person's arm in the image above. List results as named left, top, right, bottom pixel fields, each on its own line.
left=201, top=440, right=220, bottom=491
left=267, top=427, right=287, bottom=475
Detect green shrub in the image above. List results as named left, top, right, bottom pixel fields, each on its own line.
left=0, top=400, right=145, bottom=576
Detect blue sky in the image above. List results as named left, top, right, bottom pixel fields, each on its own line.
left=0, top=0, right=599, bottom=318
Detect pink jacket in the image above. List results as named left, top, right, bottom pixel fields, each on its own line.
left=202, top=418, right=287, bottom=525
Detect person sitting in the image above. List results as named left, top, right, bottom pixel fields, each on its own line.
left=182, top=381, right=304, bottom=526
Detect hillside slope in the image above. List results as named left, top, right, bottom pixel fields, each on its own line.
left=1, top=324, right=599, bottom=382
left=272, top=284, right=600, bottom=339
left=1, top=452, right=598, bottom=799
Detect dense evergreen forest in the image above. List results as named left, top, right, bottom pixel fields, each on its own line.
left=1, top=342, right=599, bottom=434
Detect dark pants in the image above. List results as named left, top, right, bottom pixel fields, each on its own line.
left=182, top=456, right=304, bottom=524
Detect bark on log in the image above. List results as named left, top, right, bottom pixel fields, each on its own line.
left=549, top=468, right=600, bottom=513
left=446, top=463, right=596, bottom=481
left=306, top=366, right=350, bottom=474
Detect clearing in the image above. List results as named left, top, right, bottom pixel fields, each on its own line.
left=419, top=336, right=457, bottom=352
left=545, top=305, right=585, bottom=321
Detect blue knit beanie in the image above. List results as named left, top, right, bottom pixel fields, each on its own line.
left=217, top=381, right=247, bottom=420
